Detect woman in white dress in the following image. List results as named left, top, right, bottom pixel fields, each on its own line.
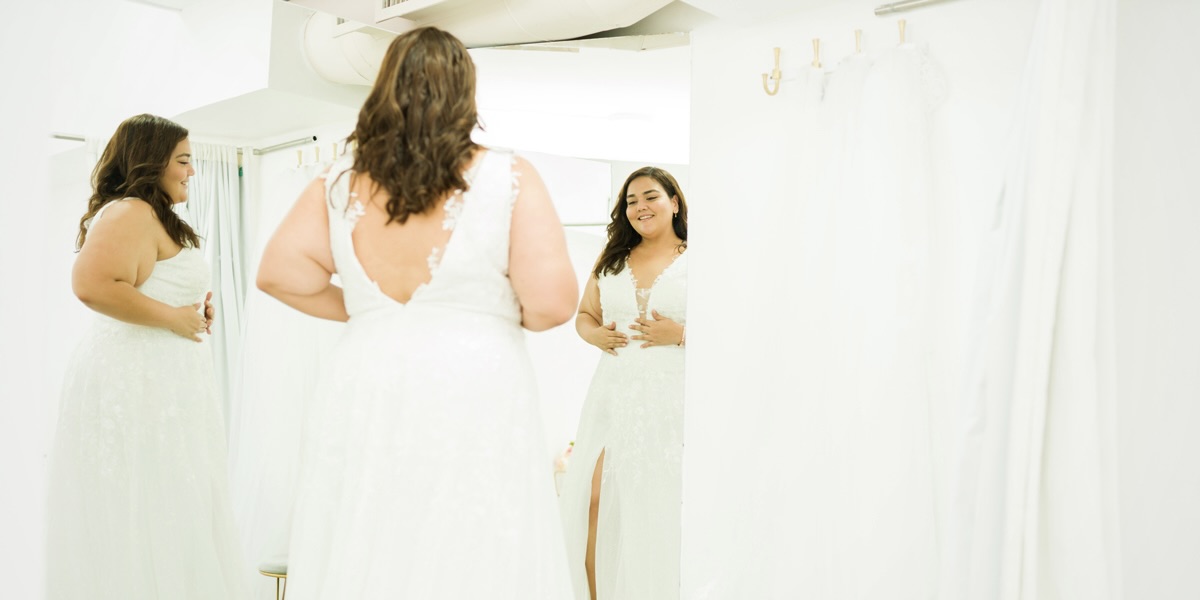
left=256, top=27, right=578, bottom=598
left=45, top=114, right=249, bottom=599
left=559, top=167, right=689, bottom=600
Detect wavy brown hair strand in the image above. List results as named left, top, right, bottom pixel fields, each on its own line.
left=345, top=27, right=481, bottom=225
left=76, top=114, right=200, bottom=251
left=593, top=167, right=689, bottom=278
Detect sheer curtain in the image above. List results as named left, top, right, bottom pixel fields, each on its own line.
left=226, top=158, right=345, bottom=592
left=181, top=142, right=248, bottom=419
left=942, top=0, right=1121, bottom=597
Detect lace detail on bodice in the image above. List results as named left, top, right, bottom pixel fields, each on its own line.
left=628, top=251, right=686, bottom=317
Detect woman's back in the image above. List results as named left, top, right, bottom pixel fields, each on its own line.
left=326, top=148, right=521, bottom=321
left=285, top=148, right=574, bottom=599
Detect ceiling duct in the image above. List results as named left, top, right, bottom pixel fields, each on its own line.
left=298, top=0, right=676, bottom=85
left=302, top=13, right=395, bottom=86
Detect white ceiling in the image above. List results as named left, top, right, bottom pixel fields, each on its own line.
left=54, top=0, right=844, bottom=160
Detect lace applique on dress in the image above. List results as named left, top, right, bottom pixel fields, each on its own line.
left=628, top=252, right=684, bottom=316
left=501, top=153, right=522, bottom=223
left=427, top=159, right=484, bottom=274
left=346, top=191, right=366, bottom=227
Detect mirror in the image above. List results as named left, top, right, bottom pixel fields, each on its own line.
left=42, top=1, right=695, bottom=598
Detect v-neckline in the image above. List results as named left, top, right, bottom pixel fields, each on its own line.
left=628, top=249, right=684, bottom=290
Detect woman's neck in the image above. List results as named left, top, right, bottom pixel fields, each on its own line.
left=635, top=232, right=685, bottom=254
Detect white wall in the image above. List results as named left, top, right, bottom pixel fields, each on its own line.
left=0, top=3, right=54, bottom=596
left=681, top=0, right=1041, bottom=596
left=472, top=45, right=691, bottom=164
left=49, top=0, right=273, bottom=139
left=1114, top=1, right=1200, bottom=598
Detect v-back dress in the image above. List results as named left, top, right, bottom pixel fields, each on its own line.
left=284, top=149, right=573, bottom=599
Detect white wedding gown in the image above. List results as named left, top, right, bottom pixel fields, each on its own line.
left=558, top=253, right=687, bottom=600
left=45, top=202, right=249, bottom=599
left=285, top=149, right=572, bottom=599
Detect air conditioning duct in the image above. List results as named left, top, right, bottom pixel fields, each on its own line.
left=302, top=13, right=395, bottom=86
left=300, top=0, right=675, bottom=85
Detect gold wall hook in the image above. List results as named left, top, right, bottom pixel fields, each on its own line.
left=296, top=149, right=303, bottom=167
left=811, top=38, right=822, bottom=68
left=898, top=19, right=907, bottom=44
left=761, top=47, right=782, bottom=96
left=855, top=29, right=863, bottom=53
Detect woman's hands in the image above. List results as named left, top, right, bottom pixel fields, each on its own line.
left=629, top=310, right=684, bottom=348
left=203, top=291, right=214, bottom=334
left=166, top=291, right=214, bottom=342
left=167, top=302, right=208, bottom=342
left=585, top=321, right=628, bottom=356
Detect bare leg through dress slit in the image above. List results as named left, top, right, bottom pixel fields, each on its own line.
left=586, top=448, right=606, bottom=600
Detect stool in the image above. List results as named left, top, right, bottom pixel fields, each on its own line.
left=258, top=560, right=288, bottom=600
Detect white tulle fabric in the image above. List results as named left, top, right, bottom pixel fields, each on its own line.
left=45, top=202, right=250, bottom=600
left=284, top=149, right=572, bottom=599
left=558, top=253, right=687, bottom=600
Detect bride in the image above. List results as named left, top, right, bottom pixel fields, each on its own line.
left=256, top=26, right=579, bottom=598
left=45, top=113, right=248, bottom=599
left=558, top=166, right=689, bottom=600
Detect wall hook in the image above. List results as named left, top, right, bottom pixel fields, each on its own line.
left=898, top=19, right=907, bottom=44
left=855, top=29, right=863, bottom=53
left=761, top=47, right=782, bottom=96
left=811, top=38, right=822, bottom=68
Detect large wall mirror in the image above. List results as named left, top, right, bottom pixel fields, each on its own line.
left=42, top=1, right=697, bottom=598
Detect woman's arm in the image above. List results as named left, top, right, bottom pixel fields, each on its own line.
left=257, top=176, right=350, bottom=322
left=508, top=156, right=578, bottom=331
left=71, top=199, right=207, bottom=341
left=575, top=274, right=626, bottom=355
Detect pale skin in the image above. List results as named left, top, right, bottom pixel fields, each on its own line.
left=257, top=149, right=578, bottom=331
left=72, top=139, right=215, bottom=341
left=577, top=175, right=686, bottom=599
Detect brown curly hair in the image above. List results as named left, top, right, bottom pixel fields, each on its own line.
left=345, top=27, right=481, bottom=225
left=593, top=167, right=689, bottom=278
left=76, top=114, right=200, bottom=250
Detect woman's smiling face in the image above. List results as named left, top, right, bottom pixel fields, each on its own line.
left=625, top=176, right=678, bottom=238
left=159, top=138, right=194, bottom=204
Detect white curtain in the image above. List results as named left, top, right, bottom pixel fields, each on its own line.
left=182, top=142, right=248, bottom=420
left=226, top=159, right=345, bottom=595
left=682, top=39, right=947, bottom=600
left=941, top=0, right=1121, bottom=598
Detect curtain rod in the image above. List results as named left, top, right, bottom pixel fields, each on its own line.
left=251, top=135, right=318, bottom=156
left=875, top=0, right=961, bottom=16
left=48, top=133, right=318, bottom=156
